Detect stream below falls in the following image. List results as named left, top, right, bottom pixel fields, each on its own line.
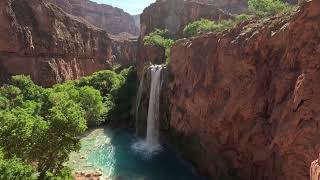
left=67, top=128, right=200, bottom=180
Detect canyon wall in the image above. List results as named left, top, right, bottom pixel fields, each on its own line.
left=0, top=0, right=113, bottom=86
left=167, top=0, right=320, bottom=179
left=48, top=0, right=139, bottom=36
left=140, top=0, right=232, bottom=38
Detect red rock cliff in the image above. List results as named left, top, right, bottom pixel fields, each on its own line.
left=140, top=0, right=232, bottom=38
left=48, top=0, right=139, bottom=36
left=0, top=0, right=113, bottom=86
left=168, top=0, right=320, bottom=179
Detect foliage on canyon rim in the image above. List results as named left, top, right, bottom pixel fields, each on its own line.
left=0, top=67, right=136, bottom=179
left=183, top=0, right=296, bottom=37
left=248, top=0, right=296, bottom=17
left=143, top=29, right=175, bottom=64
left=183, top=15, right=251, bottom=37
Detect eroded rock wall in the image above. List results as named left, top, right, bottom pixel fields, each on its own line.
left=0, top=0, right=113, bottom=86
left=140, top=0, right=232, bottom=38
left=48, top=0, right=139, bottom=36
left=168, top=1, right=320, bottom=179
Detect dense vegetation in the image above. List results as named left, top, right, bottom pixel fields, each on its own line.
left=183, top=0, right=295, bottom=37
left=183, top=14, right=252, bottom=37
left=143, top=29, right=175, bottom=64
left=0, top=67, right=137, bottom=179
left=248, top=0, right=295, bottom=17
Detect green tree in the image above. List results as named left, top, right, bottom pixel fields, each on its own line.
left=35, top=92, right=87, bottom=179
left=78, top=86, right=105, bottom=126
left=0, top=150, right=36, bottom=180
left=107, top=67, right=137, bottom=124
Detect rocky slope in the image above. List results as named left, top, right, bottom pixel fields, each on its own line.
left=48, top=0, right=139, bottom=36
left=0, top=0, right=113, bottom=86
left=167, top=0, right=320, bottom=179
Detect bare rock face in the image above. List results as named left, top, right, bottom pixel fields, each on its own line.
left=48, top=0, right=139, bottom=36
left=168, top=0, right=320, bottom=179
left=0, top=0, right=113, bottom=86
left=111, top=38, right=138, bottom=68
left=140, top=0, right=232, bottom=38
left=190, top=0, right=247, bottom=14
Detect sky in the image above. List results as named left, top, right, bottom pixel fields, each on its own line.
left=91, top=0, right=156, bottom=15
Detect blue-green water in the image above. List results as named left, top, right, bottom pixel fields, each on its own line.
left=67, top=128, right=199, bottom=180
left=91, top=0, right=156, bottom=15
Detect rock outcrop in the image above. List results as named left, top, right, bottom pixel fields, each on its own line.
left=0, top=0, right=113, bottom=86
left=310, top=159, right=320, bottom=180
left=111, top=38, right=138, bottom=68
left=167, top=0, right=320, bottom=179
left=48, top=0, right=139, bottom=36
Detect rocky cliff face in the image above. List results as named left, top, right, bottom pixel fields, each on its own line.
left=111, top=38, right=138, bottom=68
left=140, top=0, right=232, bottom=38
left=167, top=0, right=320, bottom=179
left=190, top=0, right=247, bottom=14
left=0, top=0, right=113, bottom=86
left=48, top=0, right=139, bottom=36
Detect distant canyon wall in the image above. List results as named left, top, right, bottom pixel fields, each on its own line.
left=0, top=0, right=113, bottom=86
left=48, top=0, right=139, bottom=36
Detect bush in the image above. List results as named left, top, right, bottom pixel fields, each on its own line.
left=143, top=29, right=175, bottom=64
left=183, top=19, right=236, bottom=37
left=235, top=14, right=253, bottom=22
left=248, top=0, right=295, bottom=17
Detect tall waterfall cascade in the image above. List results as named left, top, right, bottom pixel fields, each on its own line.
left=132, top=65, right=164, bottom=157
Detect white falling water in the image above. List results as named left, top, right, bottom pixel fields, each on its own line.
left=132, top=65, right=164, bottom=158
left=135, top=73, right=144, bottom=124
left=146, top=65, right=162, bottom=146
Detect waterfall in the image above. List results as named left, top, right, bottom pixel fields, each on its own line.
left=132, top=65, right=164, bottom=157
left=146, top=65, right=163, bottom=145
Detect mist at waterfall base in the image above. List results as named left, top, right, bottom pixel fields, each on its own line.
left=67, top=128, right=198, bottom=180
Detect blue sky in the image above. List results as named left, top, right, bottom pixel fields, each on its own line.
left=91, top=0, right=156, bottom=15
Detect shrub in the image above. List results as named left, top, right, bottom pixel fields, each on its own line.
left=143, top=29, right=175, bottom=64
left=248, top=0, right=295, bottom=17
left=235, top=14, right=254, bottom=22
left=183, top=19, right=235, bottom=37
